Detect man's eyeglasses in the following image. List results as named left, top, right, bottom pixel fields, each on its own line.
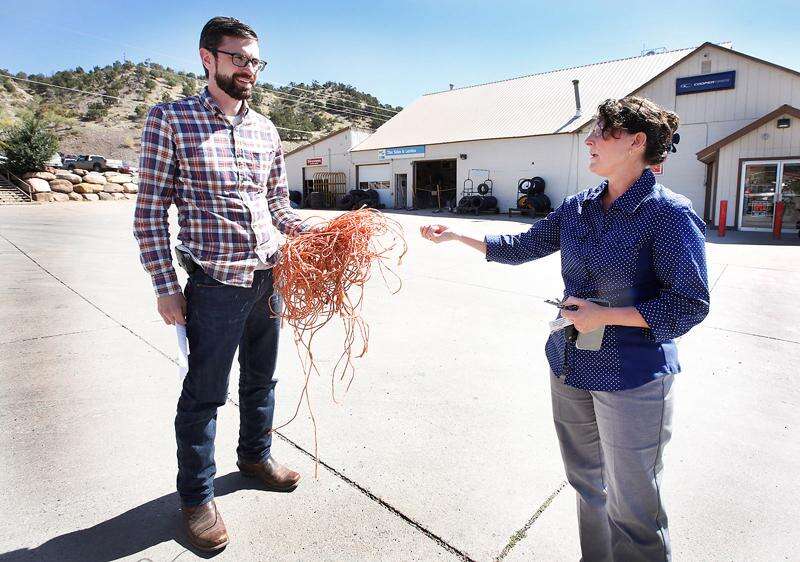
left=212, top=49, right=268, bottom=72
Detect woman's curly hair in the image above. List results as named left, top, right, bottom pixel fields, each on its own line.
left=595, top=97, right=679, bottom=165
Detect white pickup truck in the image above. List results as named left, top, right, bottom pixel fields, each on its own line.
left=66, top=154, right=125, bottom=172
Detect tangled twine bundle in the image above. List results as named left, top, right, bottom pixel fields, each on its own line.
left=270, top=207, right=406, bottom=471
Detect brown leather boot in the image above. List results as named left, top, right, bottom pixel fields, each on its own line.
left=182, top=500, right=229, bottom=552
left=237, top=456, right=302, bottom=492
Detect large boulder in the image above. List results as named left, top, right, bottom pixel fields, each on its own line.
left=82, top=193, right=100, bottom=201
left=98, top=192, right=114, bottom=201
left=83, top=172, right=107, bottom=185
left=34, top=192, right=54, bottom=202
left=111, top=193, right=126, bottom=200
left=123, top=193, right=135, bottom=200
left=123, top=182, right=138, bottom=194
left=103, top=183, right=124, bottom=193
left=106, top=174, right=133, bottom=184
left=27, top=178, right=52, bottom=193
left=24, top=171, right=57, bottom=181
left=68, top=192, right=83, bottom=201
left=73, top=183, right=95, bottom=194
left=52, top=192, right=70, bottom=202
left=54, top=170, right=82, bottom=184
left=48, top=179, right=74, bottom=194
left=73, top=169, right=87, bottom=177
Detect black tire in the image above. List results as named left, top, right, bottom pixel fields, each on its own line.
left=517, top=195, right=529, bottom=209
left=67, top=164, right=75, bottom=171
left=457, top=196, right=471, bottom=208
left=93, top=163, right=101, bottom=172
left=469, top=195, right=483, bottom=210
left=289, top=190, right=302, bottom=205
left=531, top=176, right=546, bottom=195
left=349, top=189, right=368, bottom=198
left=518, top=178, right=533, bottom=195
left=306, top=192, right=325, bottom=209
left=479, top=195, right=498, bottom=210
left=477, top=182, right=490, bottom=195
left=335, top=194, right=353, bottom=210
left=365, top=189, right=380, bottom=201
left=529, top=193, right=552, bottom=213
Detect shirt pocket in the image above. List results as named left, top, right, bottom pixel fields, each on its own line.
left=243, top=148, right=276, bottom=187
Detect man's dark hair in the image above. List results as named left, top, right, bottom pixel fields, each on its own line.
left=199, top=17, right=258, bottom=78
left=595, top=97, right=679, bottom=165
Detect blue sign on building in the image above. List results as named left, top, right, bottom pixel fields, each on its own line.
left=676, top=71, right=736, bottom=95
left=378, top=145, right=426, bottom=160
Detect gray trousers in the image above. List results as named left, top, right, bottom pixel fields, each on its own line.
left=550, top=372, right=674, bottom=562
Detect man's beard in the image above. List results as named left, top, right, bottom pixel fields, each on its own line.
left=214, top=70, right=253, bottom=101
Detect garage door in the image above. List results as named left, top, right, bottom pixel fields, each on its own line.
left=358, top=164, right=392, bottom=208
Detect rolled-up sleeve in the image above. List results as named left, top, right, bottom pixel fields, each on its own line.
left=485, top=203, right=563, bottom=265
left=133, top=105, right=181, bottom=297
left=635, top=204, right=710, bottom=342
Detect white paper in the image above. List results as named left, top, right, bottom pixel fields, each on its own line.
left=175, top=324, right=189, bottom=378
left=549, top=316, right=574, bottom=333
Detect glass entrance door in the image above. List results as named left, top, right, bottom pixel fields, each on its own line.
left=740, top=160, right=800, bottom=231
left=781, top=164, right=800, bottom=232
left=741, top=163, right=777, bottom=229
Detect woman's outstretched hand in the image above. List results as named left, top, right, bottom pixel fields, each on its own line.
left=420, top=224, right=455, bottom=243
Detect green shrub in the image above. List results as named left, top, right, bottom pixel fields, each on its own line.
left=0, top=114, right=59, bottom=174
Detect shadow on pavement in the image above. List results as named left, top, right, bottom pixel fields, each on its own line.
left=0, top=472, right=269, bottom=562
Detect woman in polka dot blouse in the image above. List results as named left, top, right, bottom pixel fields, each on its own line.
left=421, top=97, right=709, bottom=562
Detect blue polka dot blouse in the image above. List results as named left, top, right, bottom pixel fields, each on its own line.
left=485, top=169, right=710, bottom=391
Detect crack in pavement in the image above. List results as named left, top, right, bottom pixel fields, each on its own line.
left=2, top=232, right=475, bottom=561
left=0, top=325, right=118, bottom=346
left=225, top=396, right=474, bottom=561
left=1, top=233, right=178, bottom=366
left=495, top=481, right=568, bottom=561
left=702, top=324, right=800, bottom=346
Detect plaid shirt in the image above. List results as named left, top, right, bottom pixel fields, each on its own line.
left=133, top=88, right=305, bottom=297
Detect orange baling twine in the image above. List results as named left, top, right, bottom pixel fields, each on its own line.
left=270, top=207, right=407, bottom=474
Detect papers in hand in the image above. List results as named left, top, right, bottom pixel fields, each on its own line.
left=176, top=324, right=189, bottom=378
left=549, top=316, right=574, bottom=333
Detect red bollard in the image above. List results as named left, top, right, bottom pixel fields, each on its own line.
left=718, top=200, right=727, bottom=237
left=773, top=201, right=784, bottom=239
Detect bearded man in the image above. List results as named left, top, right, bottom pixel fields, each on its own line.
left=133, top=16, right=305, bottom=552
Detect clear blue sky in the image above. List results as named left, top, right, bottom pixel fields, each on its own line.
left=1, top=0, right=798, bottom=107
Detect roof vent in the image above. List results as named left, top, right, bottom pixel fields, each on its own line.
left=572, top=79, right=582, bottom=118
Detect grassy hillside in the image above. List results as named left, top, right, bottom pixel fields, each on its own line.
left=0, top=61, right=401, bottom=161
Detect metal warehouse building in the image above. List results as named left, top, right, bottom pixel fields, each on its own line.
left=289, top=42, right=800, bottom=232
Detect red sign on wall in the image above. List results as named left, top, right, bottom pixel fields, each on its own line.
left=306, top=157, right=324, bottom=166
left=651, top=163, right=663, bottom=175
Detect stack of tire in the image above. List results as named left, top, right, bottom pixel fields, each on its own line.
left=289, top=190, right=302, bottom=209
left=517, top=177, right=551, bottom=215
left=335, top=189, right=385, bottom=211
left=455, top=182, right=498, bottom=214
left=305, top=191, right=326, bottom=209
left=456, top=194, right=498, bottom=214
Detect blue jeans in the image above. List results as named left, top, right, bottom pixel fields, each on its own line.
left=176, top=268, right=282, bottom=507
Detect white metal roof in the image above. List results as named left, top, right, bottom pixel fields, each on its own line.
left=352, top=46, right=699, bottom=151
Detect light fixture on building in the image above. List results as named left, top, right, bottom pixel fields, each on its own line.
left=459, top=153, right=467, bottom=160
left=777, top=118, right=791, bottom=129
